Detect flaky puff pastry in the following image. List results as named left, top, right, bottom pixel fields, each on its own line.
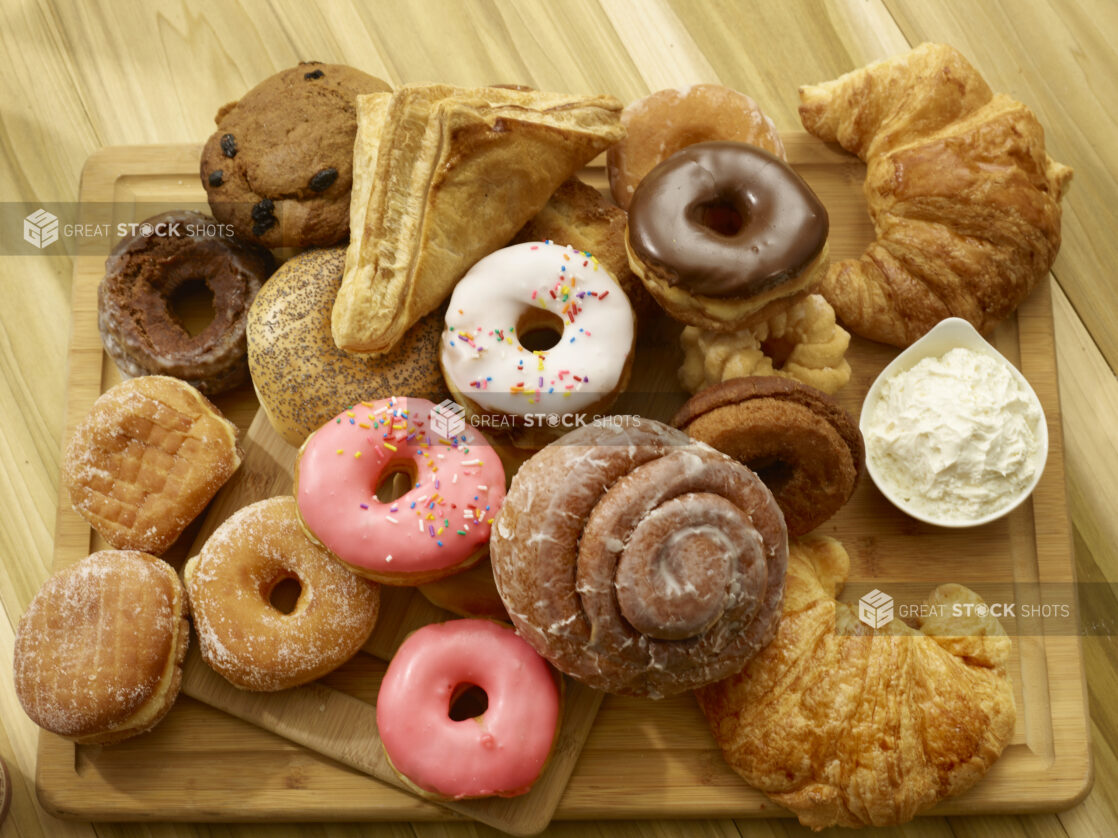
left=333, top=84, right=624, bottom=354
left=799, top=43, right=1072, bottom=346
left=696, top=535, right=1015, bottom=830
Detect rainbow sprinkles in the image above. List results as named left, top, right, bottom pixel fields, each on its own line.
left=294, top=396, right=507, bottom=583
left=440, top=240, right=636, bottom=418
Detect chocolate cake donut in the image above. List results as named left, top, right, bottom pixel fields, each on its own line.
left=98, top=210, right=273, bottom=394
left=672, top=376, right=863, bottom=536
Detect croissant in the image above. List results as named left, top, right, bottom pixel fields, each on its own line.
left=490, top=417, right=787, bottom=699
left=799, top=43, right=1073, bottom=346
left=696, top=535, right=1016, bottom=829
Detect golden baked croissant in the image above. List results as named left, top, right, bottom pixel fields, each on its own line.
left=696, top=535, right=1015, bottom=829
left=799, top=43, right=1073, bottom=346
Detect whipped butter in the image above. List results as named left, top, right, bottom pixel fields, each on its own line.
left=865, top=347, right=1043, bottom=522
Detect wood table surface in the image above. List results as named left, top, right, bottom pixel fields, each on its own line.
left=2, top=1, right=1116, bottom=836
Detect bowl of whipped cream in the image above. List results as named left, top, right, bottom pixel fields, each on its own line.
left=860, top=317, right=1048, bottom=527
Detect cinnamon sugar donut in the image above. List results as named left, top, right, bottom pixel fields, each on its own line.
left=680, top=294, right=852, bottom=395
left=490, top=417, right=787, bottom=698
left=672, top=377, right=863, bottom=536
left=98, top=210, right=274, bottom=395
left=184, top=496, right=380, bottom=691
left=608, top=84, right=786, bottom=210
left=14, top=550, right=189, bottom=744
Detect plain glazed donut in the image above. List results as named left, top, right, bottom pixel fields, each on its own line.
left=490, top=417, right=787, bottom=699
left=627, top=141, right=829, bottom=332
left=98, top=210, right=274, bottom=395
left=376, top=619, right=560, bottom=800
left=672, top=376, right=864, bottom=536
left=607, top=84, right=787, bottom=210
left=440, top=241, right=635, bottom=441
left=14, top=550, right=189, bottom=744
left=294, top=396, right=507, bottom=585
left=247, top=247, right=446, bottom=447
left=184, top=496, right=380, bottom=691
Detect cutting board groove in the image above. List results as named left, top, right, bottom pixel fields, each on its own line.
left=39, top=140, right=1091, bottom=824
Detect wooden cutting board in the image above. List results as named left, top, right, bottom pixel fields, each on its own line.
left=40, top=140, right=1091, bottom=825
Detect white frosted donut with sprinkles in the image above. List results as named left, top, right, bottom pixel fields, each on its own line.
left=293, top=396, right=506, bottom=585
left=440, top=241, right=635, bottom=430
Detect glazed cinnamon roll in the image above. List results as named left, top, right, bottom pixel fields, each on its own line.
left=490, top=417, right=787, bottom=698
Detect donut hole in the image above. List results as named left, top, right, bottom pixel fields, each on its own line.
left=748, top=457, right=795, bottom=494
left=760, top=335, right=797, bottom=370
left=375, top=463, right=417, bottom=503
left=516, top=309, right=565, bottom=352
left=266, top=574, right=303, bottom=615
left=693, top=200, right=745, bottom=237
left=448, top=683, right=489, bottom=721
left=168, top=278, right=216, bottom=337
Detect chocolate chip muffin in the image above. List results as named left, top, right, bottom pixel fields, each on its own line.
left=200, top=62, right=391, bottom=248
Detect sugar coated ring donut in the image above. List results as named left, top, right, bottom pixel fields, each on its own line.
left=98, top=210, right=274, bottom=395
left=680, top=294, right=852, bottom=395
left=607, top=84, right=787, bottom=210
left=294, top=396, right=507, bottom=584
left=376, top=619, right=560, bottom=800
left=440, top=241, right=635, bottom=434
left=247, top=247, right=446, bottom=446
left=672, top=377, right=863, bottom=536
left=184, top=496, right=379, bottom=691
left=627, top=141, right=829, bottom=332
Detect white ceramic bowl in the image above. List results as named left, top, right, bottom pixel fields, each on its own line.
left=859, top=318, right=1048, bottom=527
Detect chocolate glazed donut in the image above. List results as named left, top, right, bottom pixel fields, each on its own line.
left=629, top=141, right=827, bottom=297
left=490, top=418, right=787, bottom=698
left=626, top=141, right=829, bottom=332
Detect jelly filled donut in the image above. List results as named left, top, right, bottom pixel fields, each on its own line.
left=14, top=550, right=189, bottom=744
left=440, top=241, right=635, bottom=442
left=672, top=376, right=863, bottom=536
left=376, top=619, right=560, bottom=800
left=294, top=397, right=506, bottom=585
left=607, top=84, right=787, bottom=210
left=627, top=141, right=829, bottom=332
left=98, top=210, right=274, bottom=395
left=184, top=496, right=380, bottom=691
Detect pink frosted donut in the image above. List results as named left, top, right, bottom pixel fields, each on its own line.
left=377, top=619, right=560, bottom=800
left=294, top=396, right=506, bottom=585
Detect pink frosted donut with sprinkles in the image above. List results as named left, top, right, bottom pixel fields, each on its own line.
left=440, top=241, right=636, bottom=435
left=293, top=396, right=506, bottom=585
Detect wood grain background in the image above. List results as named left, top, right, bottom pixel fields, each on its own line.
left=1, top=1, right=1116, bottom=836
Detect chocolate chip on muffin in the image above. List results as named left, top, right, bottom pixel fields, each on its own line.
left=200, top=62, right=391, bottom=249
